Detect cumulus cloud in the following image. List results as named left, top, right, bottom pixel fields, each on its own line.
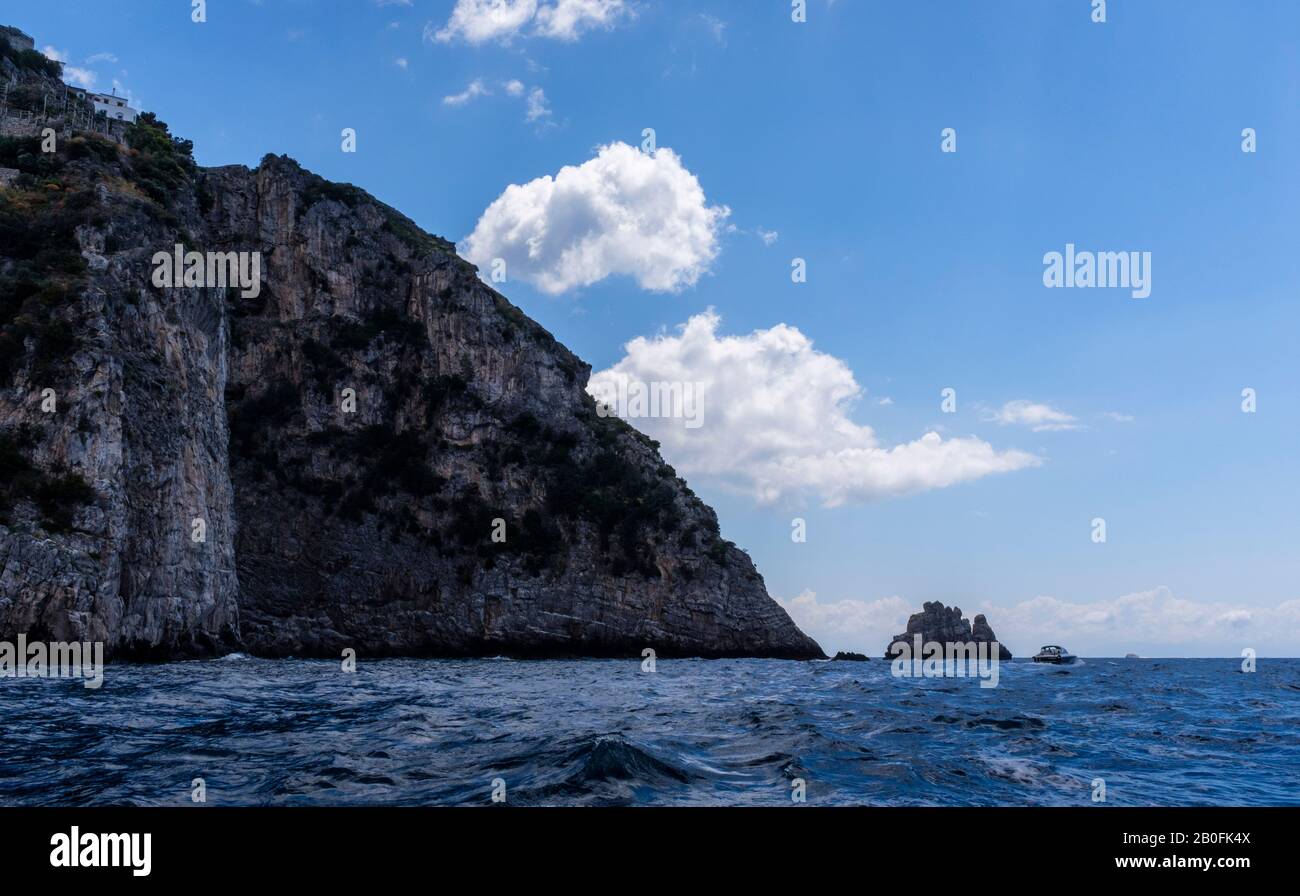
left=987, top=400, right=1082, bottom=432
left=777, top=591, right=912, bottom=655
left=433, top=0, right=627, bottom=44
left=443, top=79, right=492, bottom=106
left=65, top=68, right=97, bottom=88
left=434, top=0, right=535, bottom=43
left=504, top=79, right=526, bottom=97
left=534, top=0, right=626, bottom=39
left=756, top=227, right=779, bottom=246
left=462, top=143, right=729, bottom=294
left=990, top=587, right=1300, bottom=657
left=779, top=586, right=1300, bottom=657
left=45, top=48, right=98, bottom=89
left=587, top=311, right=1040, bottom=506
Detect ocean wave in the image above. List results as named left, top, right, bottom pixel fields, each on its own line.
left=1, top=657, right=1295, bottom=806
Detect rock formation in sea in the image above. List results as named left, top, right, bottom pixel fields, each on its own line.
left=884, top=601, right=1012, bottom=660
left=0, top=29, right=823, bottom=661
left=832, top=651, right=868, bottom=661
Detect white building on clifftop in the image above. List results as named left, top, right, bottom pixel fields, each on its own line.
left=88, top=89, right=137, bottom=123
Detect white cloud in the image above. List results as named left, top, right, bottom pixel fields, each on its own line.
left=987, top=400, right=1082, bottom=432
left=525, top=86, right=551, bottom=121
left=434, top=0, right=536, bottom=43
left=1099, top=411, right=1134, bottom=423
left=84, top=52, right=117, bottom=64
left=463, top=142, right=729, bottom=294
left=43, top=46, right=97, bottom=88
left=779, top=586, right=1300, bottom=657
left=432, top=0, right=627, bottom=44
left=394, top=57, right=409, bottom=69
left=443, top=78, right=552, bottom=124
left=443, top=78, right=492, bottom=106
left=991, top=587, right=1300, bottom=657
left=588, top=311, right=1040, bottom=506
left=756, top=227, right=779, bottom=246
left=534, top=0, right=627, bottom=40
left=777, top=591, right=913, bottom=655
left=64, top=67, right=96, bottom=88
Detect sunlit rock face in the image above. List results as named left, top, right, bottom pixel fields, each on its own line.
left=0, top=98, right=822, bottom=660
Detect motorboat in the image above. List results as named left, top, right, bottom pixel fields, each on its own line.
left=1031, top=645, right=1077, bottom=664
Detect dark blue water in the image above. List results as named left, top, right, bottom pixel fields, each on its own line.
left=1, top=657, right=1296, bottom=806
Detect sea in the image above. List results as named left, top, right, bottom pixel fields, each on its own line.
left=1, top=656, right=1296, bottom=806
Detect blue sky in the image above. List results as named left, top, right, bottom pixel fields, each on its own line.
left=14, top=1, right=1299, bottom=656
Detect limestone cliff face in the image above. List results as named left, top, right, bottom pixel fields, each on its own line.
left=0, top=122, right=238, bottom=656
left=0, top=98, right=822, bottom=659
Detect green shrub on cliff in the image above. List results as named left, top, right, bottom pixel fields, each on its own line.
left=125, top=112, right=195, bottom=204
left=300, top=176, right=366, bottom=212
left=330, top=307, right=423, bottom=352
left=0, top=425, right=95, bottom=532
left=0, top=38, right=61, bottom=78
left=0, top=174, right=90, bottom=386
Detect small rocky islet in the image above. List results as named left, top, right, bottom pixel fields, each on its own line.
left=883, top=601, right=1014, bottom=660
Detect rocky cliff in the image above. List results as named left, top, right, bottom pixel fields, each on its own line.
left=0, top=57, right=822, bottom=659
left=884, top=601, right=1012, bottom=660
